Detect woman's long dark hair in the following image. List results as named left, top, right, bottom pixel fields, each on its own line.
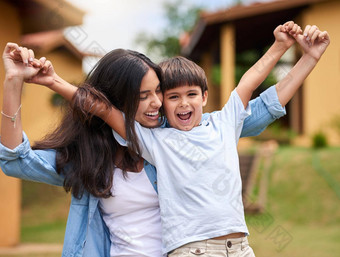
left=33, top=49, right=162, bottom=199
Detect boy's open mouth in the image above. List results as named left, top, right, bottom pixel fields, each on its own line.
left=177, top=111, right=192, bottom=121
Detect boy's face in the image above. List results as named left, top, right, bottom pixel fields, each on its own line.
left=163, top=85, right=208, bottom=131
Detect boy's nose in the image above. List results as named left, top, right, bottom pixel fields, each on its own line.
left=180, top=98, right=189, bottom=107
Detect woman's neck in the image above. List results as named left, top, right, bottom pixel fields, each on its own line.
left=114, top=148, right=144, bottom=172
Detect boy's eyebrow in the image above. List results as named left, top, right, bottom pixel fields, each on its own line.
left=165, top=88, right=200, bottom=96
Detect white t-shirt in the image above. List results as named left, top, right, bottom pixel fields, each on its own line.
left=113, top=90, right=251, bottom=253
left=99, top=167, right=165, bottom=257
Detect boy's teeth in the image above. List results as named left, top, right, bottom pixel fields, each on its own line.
left=179, top=111, right=190, bottom=115
left=178, top=111, right=191, bottom=120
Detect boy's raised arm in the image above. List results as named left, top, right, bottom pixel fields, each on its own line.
left=275, top=25, right=330, bottom=106
left=236, top=21, right=302, bottom=108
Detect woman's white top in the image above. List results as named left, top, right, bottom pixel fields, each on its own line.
left=99, top=167, right=165, bottom=257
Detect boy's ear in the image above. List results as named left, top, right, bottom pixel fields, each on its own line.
left=202, top=90, right=208, bottom=107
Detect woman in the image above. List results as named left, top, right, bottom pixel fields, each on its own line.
left=0, top=43, right=286, bottom=257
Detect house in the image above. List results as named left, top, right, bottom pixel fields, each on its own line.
left=0, top=0, right=85, bottom=247
left=181, top=0, right=340, bottom=145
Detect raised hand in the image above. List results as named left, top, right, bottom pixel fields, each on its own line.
left=3, top=42, right=57, bottom=87
left=294, top=25, right=330, bottom=61
left=274, top=21, right=302, bottom=49
left=25, top=57, right=56, bottom=87
left=2, top=43, right=42, bottom=81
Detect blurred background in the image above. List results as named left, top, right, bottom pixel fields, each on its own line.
left=0, top=0, right=339, bottom=256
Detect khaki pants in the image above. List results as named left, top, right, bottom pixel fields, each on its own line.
left=168, top=237, right=255, bottom=257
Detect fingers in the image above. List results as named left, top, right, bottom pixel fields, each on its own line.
left=18, top=47, right=29, bottom=65
left=319, top=31, right=330, bottom=41
left=42, top=59, right=52, bottom=74
left=4, top=42, right=38, bottom=66
left=28, top=49, right=35, bottom=63
left=303, top=25, right=319, bottom=44
left=4, top=42, right=20, bottom=54
left=31, top=58, right=42, bottom=68
left=282, top=21, right=302, bottom=36
left=282, top=21, right=294, bottom=31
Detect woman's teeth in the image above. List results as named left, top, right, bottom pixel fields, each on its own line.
left=146, top=111, right=158, bottom=117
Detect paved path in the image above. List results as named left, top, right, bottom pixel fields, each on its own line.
left=0, top=243, right=62, bottom=255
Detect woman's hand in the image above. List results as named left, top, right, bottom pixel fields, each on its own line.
left=3, top=42, right=42, bottom=82
left=3, top=42, right=56, bottom=87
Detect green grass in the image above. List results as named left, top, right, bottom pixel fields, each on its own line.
left=21, top=181, right=70, bottom=244
left=3, top=146, right=339, bottom=257
left=247, top=146, right=340, bottom=257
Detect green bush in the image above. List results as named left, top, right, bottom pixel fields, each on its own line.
left=312, top=131, right=328, bottom=148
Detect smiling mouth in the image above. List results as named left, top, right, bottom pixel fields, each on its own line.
left=177, top=111, right=192, bottom=121
left=145, top=111, right=159, bottom=119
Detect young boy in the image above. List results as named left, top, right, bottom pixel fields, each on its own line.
left=18, top=22, right=329, bottom=256
left=105, top=22, right=329, bottom=256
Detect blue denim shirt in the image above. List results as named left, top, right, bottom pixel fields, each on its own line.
left=0, top=85, right=285, bottom=257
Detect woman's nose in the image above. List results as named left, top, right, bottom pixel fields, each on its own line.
left=151, top=94, right=162, bottom=108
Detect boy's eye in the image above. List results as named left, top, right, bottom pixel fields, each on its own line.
left=169, top=95, right=178, bottom=100
left=188, top=93, right=197, bottom=97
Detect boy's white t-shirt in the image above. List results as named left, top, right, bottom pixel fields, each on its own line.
left=99, top=167, right=165, bottom=257
left=113, top=89, right=251, bottom=253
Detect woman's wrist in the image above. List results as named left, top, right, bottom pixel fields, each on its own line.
left=3, top=76, right=24, bottom=94
left=4, top=72, right=24, bottom=84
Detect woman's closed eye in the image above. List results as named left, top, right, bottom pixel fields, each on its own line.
left=140, top=94, right=148, bottom=100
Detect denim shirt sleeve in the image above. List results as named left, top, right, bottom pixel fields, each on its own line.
left=0, top=132, right=64, bottom=186
left=201, top=85, right=286, bottom=137
left=240, top=85, right=286, bottom=137
left=144, top=160, right=158, bottom=193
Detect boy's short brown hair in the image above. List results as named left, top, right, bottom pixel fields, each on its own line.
left=159, top=56, right=208, bottom=94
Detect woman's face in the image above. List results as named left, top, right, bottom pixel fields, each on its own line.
left=135, top=68, right=163, bottom=128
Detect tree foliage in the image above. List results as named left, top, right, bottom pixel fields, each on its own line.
left=135, top=0, right=201, bottom=59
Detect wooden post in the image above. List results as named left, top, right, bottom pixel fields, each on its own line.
left=220, top=23, right=236, bottom=107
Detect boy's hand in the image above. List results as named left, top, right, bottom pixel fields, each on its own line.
left=25, top=57, right=56, bottom=88
left=274, top=21, right=302, bottom=49
left=294, top=25, right=330, bottom=61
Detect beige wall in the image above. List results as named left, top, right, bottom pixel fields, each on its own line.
left=300, top=0, right=340, bottom=144
left=0, top=2, right=84, bottom=247
left=0, top=1, right=22, bottom=247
